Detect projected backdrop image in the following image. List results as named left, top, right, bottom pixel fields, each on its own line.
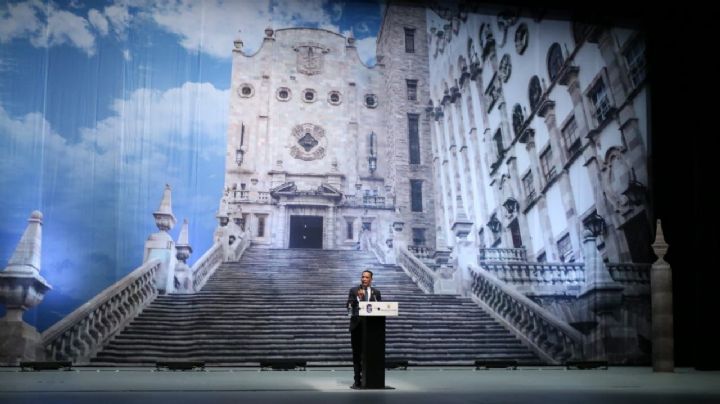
left=0, top=0, right=651, bottom=366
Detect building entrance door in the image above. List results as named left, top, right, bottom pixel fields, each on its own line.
left=289, top=215, right=323, bottom=248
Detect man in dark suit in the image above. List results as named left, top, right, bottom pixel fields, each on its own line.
left=347, top=269, right=381, bottom=389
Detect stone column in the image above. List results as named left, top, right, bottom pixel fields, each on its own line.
left=651, top=220, right=673, bottom=372
left=0, top=211, right=52, bottom=364
left=174, top=219, right=194, bottom=294
left=143, top=184, right=178, bottom=294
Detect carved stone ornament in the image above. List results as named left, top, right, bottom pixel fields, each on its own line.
left=290, top=123, right=327, bottom=161
left=499, top=53, right=512, bottom=82
left=293, top=42, right=330, bottom=76
left=496, top=9, right=519, bottom=47
left=515, top=23, right=529, bottom=55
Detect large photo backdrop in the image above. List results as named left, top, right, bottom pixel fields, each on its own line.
left=1, top=0, right=655, bottom=366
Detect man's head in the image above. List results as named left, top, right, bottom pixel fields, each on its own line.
left=360, top=270, right=373, bottom=288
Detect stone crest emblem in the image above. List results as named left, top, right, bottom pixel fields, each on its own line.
left=293, top=42, right=330, bottom=76
left=290, top=123, right=327, bottom=161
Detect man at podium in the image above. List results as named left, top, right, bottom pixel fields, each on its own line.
left=347, top=269, right=381, bottom=389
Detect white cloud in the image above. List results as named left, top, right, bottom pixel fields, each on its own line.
left=356, top=21, right=369, bottom=33
left=103, top=3, right=130, bottom=38
left=122, top=48, right=131, bottom=60
left=0, top=1, right=96, bottom=55
left=0, top=0, right=44, bottom=44
left=354, top=35, right=377, bottom=66
left=88, top=9, right=109, bottom=36
left=331, top=2, right=343, bottom=21
left=149, top=0, right=343, bottom=59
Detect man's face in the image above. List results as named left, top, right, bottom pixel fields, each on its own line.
left=361, top=271, right=372, bottom=287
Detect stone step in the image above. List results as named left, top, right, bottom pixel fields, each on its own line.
left=91, top=247, right=541, bottom=365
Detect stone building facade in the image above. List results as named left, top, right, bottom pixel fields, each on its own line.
left=221, top=14, right=436, bottom=251
left=425, top=5, right=650, bottom=265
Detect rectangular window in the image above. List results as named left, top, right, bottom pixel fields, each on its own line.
left=589, top=80, right=612, bottom=124
left=346, top=220, right=354, bottom=240
left=406, top=79, right=418, bottom=101
left=522, top=171, right=536, bottom=202
left=404, top=28, right=415, bottom=53
left=540, top=147, right=556, bottom=182
left=624, top=38, right=646, bottom=88
left=410, top=180, right=423, bottom=212
left=256, top=215, right=265, bottom=237
left=241, top=213, right=248, bottom=231
left=557, top=234, right=574, bottom=262
left=561, top=116, right=580, bottom=155
left=412, top=228, right=426, bottom=246
left=408, top=114, right=421, bottom=164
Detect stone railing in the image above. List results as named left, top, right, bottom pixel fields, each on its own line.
left=408, top=245, right=434, bottom=259
left=344, top=195, right=394, bottom=210
left=607, top=263, right=650, bottom=285
left=369, top=239, right=387, bottom=264
left=230, top=190, right=272, bottom=204
left=396, top=247, right=435, bottom=293
left=192, top=242, right=223, bottom=292
left=480, top=262, right=585, bottom=288
left=478, top=248, right=527, bottom=262
left=41, top=259, right=162, bottom=364
left=469, top=263, right=584, bottom=363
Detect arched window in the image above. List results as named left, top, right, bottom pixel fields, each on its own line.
left=528, top=76, right=542, bottom=111
left=547, top=43, right=564, bottom=82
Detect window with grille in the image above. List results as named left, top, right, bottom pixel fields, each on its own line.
left=410, top=180, right=423, bottom=212
left=562, top=116, right=580, bottom=155
left=624, top=38, right=646, bottom=88
left=405, top=28, right=415, bottom=53
left=406, top=79, right=418, bottom=101
left=408, top=114, right=420, bottom=164
left=557, top=233, right=574, bottom=262
left=589, top=80, right=612, bottom=124
left=540, top=147, right=556, bottom=182
left=522, top=171, right=536, bottom=202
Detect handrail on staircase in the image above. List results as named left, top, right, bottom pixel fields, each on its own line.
left=396, top=246, right=436, bottom=293
left=468, top=263, right=585, bottom=364
left=41, top=259, right=162, bottom=364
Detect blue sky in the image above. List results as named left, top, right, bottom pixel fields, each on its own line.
left=0, top=0, right=383, bottom=330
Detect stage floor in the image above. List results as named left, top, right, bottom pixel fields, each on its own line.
left=1, top=366, right=719, bottom=403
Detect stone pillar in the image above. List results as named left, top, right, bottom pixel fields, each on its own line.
left=174, top=219, right=194, bottom=294
left=449, top=201, right=473, bottom=296
left=0, top=211, right=52, bottom=364
left=651, top=220, right=673, bottom=372
left=143, top=184, right=178, bottom=294
left=577, top=229, right=628, bottom=361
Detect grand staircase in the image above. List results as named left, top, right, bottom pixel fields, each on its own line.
left=92, top=248, right=540, bottom=365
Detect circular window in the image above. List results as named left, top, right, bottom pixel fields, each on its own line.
left=364, top=94, right=378, bottom=108
left=276, top=87, right=291, bottom=101
left=328, top=91, right=342, bottom=105
left=238, top=83, right=254, bottom=98
left=302, top=88, right=317, bottom=103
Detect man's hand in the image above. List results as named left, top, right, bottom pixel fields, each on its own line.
left=356, top=288, right=366, bottom=300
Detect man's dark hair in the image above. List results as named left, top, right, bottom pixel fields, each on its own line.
left=362, top=269, right=373, bottom=278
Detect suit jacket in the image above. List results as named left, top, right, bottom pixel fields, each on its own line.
left=347, top=286, right=382, bottom=331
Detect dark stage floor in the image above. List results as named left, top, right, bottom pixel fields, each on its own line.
left=1, top=366, right=719, bottom=404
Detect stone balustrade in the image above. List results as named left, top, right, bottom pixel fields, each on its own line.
left=468, top=263, right=584, bottom=363
left=408, top=245, right=434, bottom=259
left=343, top=195, right=394, bottom=210
left=480, top=262, right=585, bottom=288
left=607, top=263, right=650, bottom=284
left=369, top=239, right=387, bottom=264
left=192, top=242, right=223, bottom=292
left=41, top=259, right=161, bottom=363
left=230, top=190, right=272, bottom=204
left=478, top=248, right=528, bottom=262
left=396, top=247, right=435, bottom=293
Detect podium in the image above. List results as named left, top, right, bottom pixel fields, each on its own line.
left=358, top=302, right=398, bottom=389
